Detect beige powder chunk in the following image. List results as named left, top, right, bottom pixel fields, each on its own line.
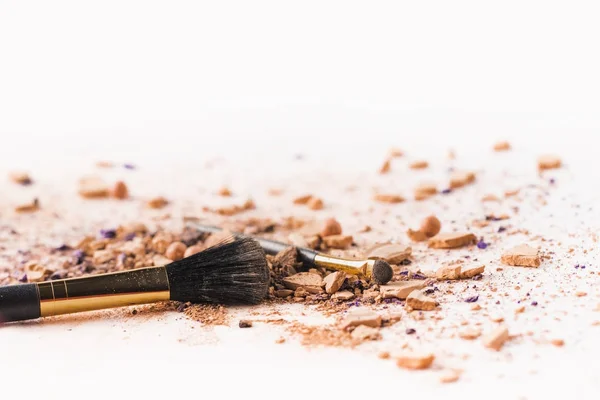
left=111, top=181, right=129, bottom=199
left=538, top=155, right=562, bottom=171
left=409, top=160, right=429, bottom=170
left=551, top=339, right=565, bottom=347
left=482, top=194, right=501, bottom=202
left=493, top=141, right=511, bottom=151
left=374, top=193, right=405, bottom=203
left=460, top=264, right=485, bottom=279
left=407, top=229, right=428, bottom=242
left=414, top=183, right=437, bottom=200
left=406, top=290, right=437, bottom=311
left=436, top=265, right=462, bottom=280
left=9, top=171, right=32, bottom=185
left=440, top=370, right=461, bottom=383
left=332, top=290, right=355, bottom=301
left=293, top=194, right=313, bottom=205
left=396, top=353, right=435, bottom=370
left=213, top=199, right=255, bottom=215
left=340, top=309, right=382, bottom=329
left=379, top=159, right=391, bottom=174
left=78, top=176, right=109, bottom=199
left=322, top=235, right=353, bottom=249
left=323, top=271, right=346, bottom=294
left=307, top=197, right=324, bottom=210
left=25, top=263, right=48, bottom=282
left=378, top=351, right=391, bottom=359
left=217, top=187, right=232, bottom=197
left=380, top=281, right=426, bottom=299
left=320, top=218, right=342, bottom=237
left=388, top=148, right=404, bottom=158
left=282, top=272, right=324, bottom=294
left=501, top=244, right=541, bottom=267
left=165, top=241, right=187, bottom=261
left=184, top=245, right=203, bottom=258
left=459, top=327, right=481, bottom=340
left=420, top=215, right=441, bottom=238
left=351, top=325, right=381, bottom=341
left=366, top=243, right=411, bottom=264
left=482, top=325, right=510, bottom=351
left=429, top=233, right=476, bottom=249
left=148, top=196, right=169, bottom=209
left=449, top=171, right=476, bottom=189
left=15, top=198, right=40, bottom=213
left=505, top=188, right=520, bottom=197
left=93, top=250, right=114, bottom=264
left=275, top=289, right=293, bottom=298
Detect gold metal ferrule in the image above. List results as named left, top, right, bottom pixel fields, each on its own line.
left=37, top=266, right=170, bottom=317
left=313, top=254, right=377, bottom=279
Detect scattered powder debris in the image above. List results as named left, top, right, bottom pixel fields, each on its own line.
left=493, top=141, right=511, bottom=152
left=538, top=155, right=562, bottom=171
left=111, top=181, right=129, bottom=199
left=148, top=196, right=169, bottom=209
left=406, top=290, right=438, bottom=311
left=15, top=198, right=40, bottom=213
left=79, top=176, right=110, bottom=199
left=238, top=320, right=253, bottom=328
left=449, top=171, right=476, bottom=189
left=9, top=171, right=33, bottom=185
left=379, top=158, right=391, bottom=174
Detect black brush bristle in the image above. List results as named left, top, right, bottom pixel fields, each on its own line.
left=166, top=236, right=269, bottom=305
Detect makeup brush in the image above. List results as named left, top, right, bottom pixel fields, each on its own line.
left=189, top=224, right=394, bottom=285
left=0, top=236, right=269, bottom=324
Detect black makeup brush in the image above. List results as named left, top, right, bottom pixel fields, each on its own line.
left=189, top=224, right=394, bottom=285
left=0, top=236, right=269, bottom=324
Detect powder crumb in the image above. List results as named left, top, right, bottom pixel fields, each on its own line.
left=378, top=351, right=391, bottom=359
left=111, top=181, right=129, bottom=200
left=307, top=197, right=324, bottom=210
left=374, top=193, right=405, bottom=204
left=238, top=320, right=253, bottom=328
left=79, top=176, right=109, bottom=199
left=340, top=309, right=382, bottom=330
left=414, top=183, right=437, bottom=201
left=440, top=370, right=461, bottom=384
left=396, top=353, right=435, bottom=370
left=420, top=215, right=441, bottom=238
left=436, top=265, right=462, bottom=280
left=576, top=291, right=587, bottom=297
left=213, top=199, right=256, bottom=215
left=406, top=290, right=437, bottom=311
left=482, top=325, right=510, bottom=351
left=409, top=160, right=429, bottom=170
left=218, top=187, right=232, bottom=197
left=501, top=244, right=541, bottom=267
left=350, top=325, right=381, bottom=341
left=321, top=218, right=342, bottom=237
left=322, top=235, right=353, bottom=249
left=148, top=196, right=169, bottom=209
left=293, top=194, right=313, bottom=205
left=493, top=141, right=511, bottom=151
left=15, top=198, right=40, bottom=213
left=9, top=171, right=32, bottom=185
left=95, top=161, right=114, bottom=168
left=459, top=327, right=482, bottom=340
left=275, top=337, right=286, bottom=344
left=449, top=171, right=476, bottom=189
left=388, top=148, right=404, bottom=158
left=429, top=233, right=476, bottom=249
left=379, top=158, right=391, bottom=174
left=407, top=229, right=428, bottom=242
left=550, top=339, right=565, bottom=347
left=538, top=155, right=562, bottom=171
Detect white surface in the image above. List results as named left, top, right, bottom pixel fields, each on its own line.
left=1, top=2, right=600, bottom=399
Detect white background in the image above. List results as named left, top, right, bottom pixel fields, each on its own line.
left=1, top=0, right=599, bottom=163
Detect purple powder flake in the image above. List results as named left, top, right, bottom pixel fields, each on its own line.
left=412, top=273, right=427, bottom=280
left=498, top=226, right=507, bottom=233
left=441, top=188, right=452, bottom=194
left=477, top=240, right=488, bottom=249
left=405, top=328, right=416, bottom=335
left=531, top=301, right=538, bottom=306
left=55, top=244, right=71, bottom=251
left=123, top=232, right=136, bottom=241
left=73, top=250, right=85, bottom=264
left=99, top=229, right=117, bottom=239
left=464, top=295, right=479, bottom=303
left=19, top=274, right=28, bottom=283
left=123, top=163, right=136, bottom=170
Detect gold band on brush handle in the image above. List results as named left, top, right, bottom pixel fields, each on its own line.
left=37, top=267, right=171, bottom=317
left=313, top=254, right=377, bottom=279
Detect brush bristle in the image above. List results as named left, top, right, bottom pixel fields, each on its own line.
left=166, top=236, right=269, bottom=305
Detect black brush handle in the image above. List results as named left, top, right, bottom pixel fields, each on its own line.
left=0, top=284, right=41, bottom=323
left=191, top=224, right=318, bottom=266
